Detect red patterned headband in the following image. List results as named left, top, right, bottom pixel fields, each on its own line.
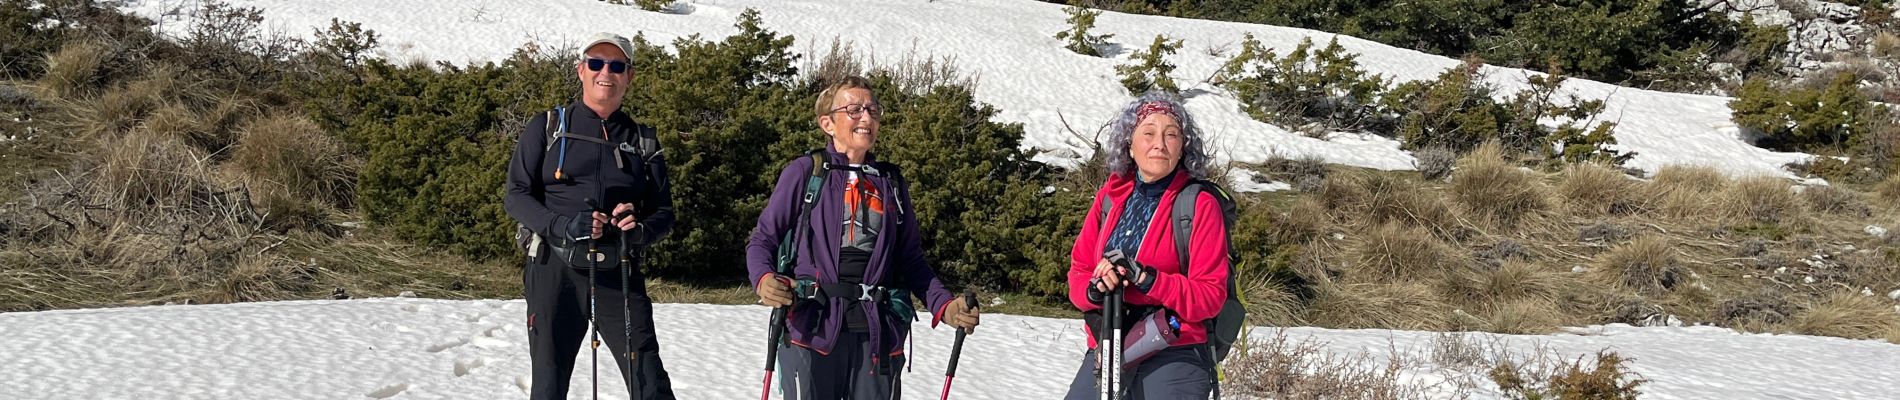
left=1135, top=101, right=1179, bottom=124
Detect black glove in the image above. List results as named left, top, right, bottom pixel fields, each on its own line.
left=1086, top=278, right=1108, bottom=304
left=1127, top=264, right=1157, bottom=293
left=564, top=212, right=594, bottom=241
left=1104, top=249, right=1157, bottom=294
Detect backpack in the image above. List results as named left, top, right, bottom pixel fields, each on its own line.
left=1096, top=178, right=1246, bottom=361
left=1170, top=181, right=1245, bottom=365
left=514, top=105, right=665, bottom=261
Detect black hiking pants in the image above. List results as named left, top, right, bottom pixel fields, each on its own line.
left=524, top=260, right=675, bottom=400
left=1063, top=346, right=1213, bottom=400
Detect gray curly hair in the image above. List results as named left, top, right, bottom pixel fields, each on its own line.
left=1104, top=92, right=1210, bottom=180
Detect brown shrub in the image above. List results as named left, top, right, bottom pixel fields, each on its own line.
left=1224, top=332, right=1432, bottom=400
left=1492, top=351, right=1647, bottom=400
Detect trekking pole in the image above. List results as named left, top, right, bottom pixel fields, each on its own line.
left=940, top=291, right=977, bottom=400
left=1102, top=280, right=1109, bottom=400
left=584, top=199, right=607, bottom=400
left=1109, top=286, right=1117, bottom=398
left=616, top=207, right=636, bottom=395
left=761, top=281, right=789, bottom=400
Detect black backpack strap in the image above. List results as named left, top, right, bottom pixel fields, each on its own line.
left=1173, top=182, right=1203, bottom=273
left=543, top=107, right=565, bottom=151
left=870, top=161, right=907, bottom=224
left=636, top=125, right=661, bottom=158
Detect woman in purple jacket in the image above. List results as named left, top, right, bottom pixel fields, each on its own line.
left=746, top=76, right=981, bottom=399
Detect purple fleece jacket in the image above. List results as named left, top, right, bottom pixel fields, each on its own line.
left=746, top=144, right=956, bottom=357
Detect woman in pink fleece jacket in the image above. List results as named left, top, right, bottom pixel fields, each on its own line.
left=1064, top=92, right=1230, bottom=399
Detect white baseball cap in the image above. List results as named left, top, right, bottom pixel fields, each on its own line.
left=579, top=32, right=633, bottom=60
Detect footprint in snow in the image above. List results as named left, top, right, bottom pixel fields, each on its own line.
left=366, top=383, right=408, bottom=399
left=453, top=358, right=487, bottom=377
left=425, top=338, right=468, bottom=353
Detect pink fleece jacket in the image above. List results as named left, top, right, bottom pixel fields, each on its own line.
left=1068, top=169, right=1231, bottom=349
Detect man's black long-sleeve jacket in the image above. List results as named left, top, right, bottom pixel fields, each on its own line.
left=504, top=101, right=673, bottom=252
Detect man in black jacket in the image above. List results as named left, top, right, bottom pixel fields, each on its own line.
left=503, top=32, right=676, bottom=400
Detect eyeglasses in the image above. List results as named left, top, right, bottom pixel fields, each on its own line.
left=585, top=58, right=628, bottom=73
left=829, top=103, right=883, bottom=120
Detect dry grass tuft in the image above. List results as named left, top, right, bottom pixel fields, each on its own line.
left=1876, top=31, right=1900, bottom=59
left=1450, top=143, right=1550, bottom=227
left=1876, top=174, right=1900, bottom=208
left=230, top=114, right=358, bottom=207
left=1348, top=222, right=1462, bottom=280
left=1787, top=291, right=1900, bottom=340
left=1594, top=236, right=1685, bottom=295
left=1240, top=278, right=1304, bottom=327
left=1441, top=261, right=1561, bottom=305
left=92, top=133, right=215, bottom=211
left=1307, top=282, right=1449, bottom=330
left=1646, top=165, right=1729, bottom=219
left=1558, top=162, right=1642, bottom=215
left=1720, top=176, right=1806, bottom=224
left=1801, top=185, right=1869, bottom=216
left=1470, top=299, right=1566, bottom=334
left=1267, top=197, right=1329, bottom=247
left=143, top=104, right=206, bottom=146
left=1322, top=171, right=1464, bottom=239
left=37, top=40, right=109, bottom=97
left=211, top=255, right=316, bottom=304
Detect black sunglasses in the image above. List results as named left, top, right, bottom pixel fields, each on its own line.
left=586, top=58, right=628, bottom=73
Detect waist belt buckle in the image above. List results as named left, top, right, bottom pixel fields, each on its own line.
left=858, top=283, right=883, bottom=302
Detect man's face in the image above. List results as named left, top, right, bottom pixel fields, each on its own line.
left=577, top=44, right=631, bottom=107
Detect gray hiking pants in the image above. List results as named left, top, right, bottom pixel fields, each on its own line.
left=776, top=332, right=905, bottom=399
left=1063, top=346, right=1213, bottom=400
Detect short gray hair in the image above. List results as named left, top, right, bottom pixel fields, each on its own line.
left=1104, top=92, right=1210, bottom=180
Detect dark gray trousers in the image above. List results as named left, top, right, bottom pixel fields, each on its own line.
left=777, top=332, right=905, bottom=399
left=1063, top=346, right=1213, bottom=400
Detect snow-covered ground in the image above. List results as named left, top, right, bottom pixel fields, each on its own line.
left=122, top=0, right=1813, bottom=181
left=2, top=298, right=1896, bottom=399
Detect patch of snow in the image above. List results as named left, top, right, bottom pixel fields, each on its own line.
left=116, top=0, right=1812, bottom=179
left=7, top=299, right=1900, bottom=399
